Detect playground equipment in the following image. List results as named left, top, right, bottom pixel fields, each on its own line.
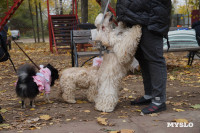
left=0, top=0, right=117, bottom=54
left=0, top=0, right=24, bottom=31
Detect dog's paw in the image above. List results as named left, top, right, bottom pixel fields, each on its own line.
left=95, top=106, right=114, bottom=112
left=66, top=100, right=76, bottom=104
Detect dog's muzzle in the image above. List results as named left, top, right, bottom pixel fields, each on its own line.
left=109, top=15, right=113, bottom=22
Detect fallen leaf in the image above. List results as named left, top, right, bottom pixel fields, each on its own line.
left=30, top=108, right=35, bottom=111
left=0, top=124, right=10, bottom=127
left=173, top=108, right=185, bottom=112
left=173, top=119, right=189, bottom=123
left=40, top=115, right=51, bottom=120
left=172, top=102, right=183, bottom=106
left=166, top=101, right=171, bottom=104
left=32, top=117, right=40, bottom=122
left=128, top=96, right=133, bottom=99
left=135, top=109, right=141, bottom=112
left=169, top=76, right=175, bottom=80
left=97, top=117, right=108, bottom=125
left=191, top=104, right=200, bottom=109
left=120, top=129, right=135, bottom=133
left=84, top=110, right=90, bottom=113
left=29, top=127, right=37, bottom=130
left=66, top=119, right=71, bottom=122
left=100, top=112, right=109, bottom=115
left=0, top=109, right=7, bottom=113
left=36, top=127, right=41, bottom=129
left=122, top=120, right=126, bottom=122
left=118, top=116, right=127, bottom=118
left=76, top=100, right=88, bottom=104
left=123, top=88, right=129, bottom=91
left=149, top=113, right=158, bottom=117
left=109, top=131, right=119, bottom=133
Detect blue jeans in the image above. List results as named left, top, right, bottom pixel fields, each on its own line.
left=135, top=27, right=167, bottom=103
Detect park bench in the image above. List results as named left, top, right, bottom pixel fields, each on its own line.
left=71, top=27, right=200, bottom=67
left=70, top=29, right=103, bottom=67
left=163, top=28, right=200, bottom=66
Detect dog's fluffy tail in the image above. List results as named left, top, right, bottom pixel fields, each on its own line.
left=17, top=64, right=36, bottom=82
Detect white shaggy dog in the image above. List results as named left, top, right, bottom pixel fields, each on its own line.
left=94, top=12, right=142, bottom=112
left=59, top=13, right=114, bottom=104
left=59, top=12, right=141, bottom=112
left=60, top=65, right=99, bottom=103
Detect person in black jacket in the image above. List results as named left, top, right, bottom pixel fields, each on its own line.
left=192, top=20, right=200, bottom=46
left=116, top=0, right=172, bottom=114
left=0, top=25, right=8, bottom=123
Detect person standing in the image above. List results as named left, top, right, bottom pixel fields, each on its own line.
left=116, top=0, right=172, bottom=114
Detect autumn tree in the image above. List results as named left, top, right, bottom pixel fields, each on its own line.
left=81, top=0, right=88, bottom=23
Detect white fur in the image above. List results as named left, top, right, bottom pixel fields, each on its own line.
left=59, top=12, right=142, bottom=112
left=59, top=66, right=99, bottom=103
left=95, top=13, right=104, bottom=28
left=94, top=13, right=142, bottom=112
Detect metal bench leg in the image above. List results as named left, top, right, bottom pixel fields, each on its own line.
left=187, top=51, right=195, bottom=66
left=71, top=45, right=74, bottom=67
left=73, top=43, right=79, bottom=67
left=71, top=31, right=74, bottom=67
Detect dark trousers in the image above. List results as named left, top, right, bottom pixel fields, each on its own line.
left=135, top=27, right=167, bottom=103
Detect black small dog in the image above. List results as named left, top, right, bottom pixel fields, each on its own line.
left=16, top=64, right=59, bottom=108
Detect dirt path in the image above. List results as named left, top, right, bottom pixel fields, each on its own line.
left=2, top=111, right=200, bottom=133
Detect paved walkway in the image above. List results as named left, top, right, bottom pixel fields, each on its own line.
left=2, top=110, right=200, bottom=133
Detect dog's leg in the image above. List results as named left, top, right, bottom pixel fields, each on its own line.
left=62, top=90, right=76, bottom=104
left=45, top=93, right=51, bottom=103
left=95, top=85, right=119, bottom=112
left=87, top=86, right=97, bottom=102
left=30, top=99, right=35, bottom=108
left=21, top=98, right=26, bottom=109
left=60, top=84, right=76, bottom=103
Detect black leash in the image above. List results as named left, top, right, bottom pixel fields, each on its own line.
left=8, top=57, right=16, bottom=72
left=13, top=40, right=40, bottom=70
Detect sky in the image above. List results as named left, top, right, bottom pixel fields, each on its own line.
left=175, top=0, right=185, bottom=5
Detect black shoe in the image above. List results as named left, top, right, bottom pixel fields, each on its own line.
left=131, top=96, right=151, bottom=105
left=142, top=103, right=166, bottom=114
left=0, top=114, right=3, bottom=123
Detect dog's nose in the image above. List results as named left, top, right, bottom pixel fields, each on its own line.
left=109, top=15, right=113, bottom=22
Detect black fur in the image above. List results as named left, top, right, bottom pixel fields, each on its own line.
left=16, top=64, right=59, bottom=108
left=0, top=114, right=3, bottom=123
left=0, top=106, right=3, bottom=123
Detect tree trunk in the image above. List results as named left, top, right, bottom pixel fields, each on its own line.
left=35, top=0, right=40, bottom=43
left=59, top=0, right=63, bottom=15
left=39, top=2, right=45, bottom=43
left=55, top=0, right=59, bottom=15
left=28, top=0, right=36, bottom=43
left=81, top=0, right=88, bottom=23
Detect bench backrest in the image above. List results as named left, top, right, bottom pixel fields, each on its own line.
left=163, top=29, right=200, bottom=52
left=71, top=30, right=91, bottom=44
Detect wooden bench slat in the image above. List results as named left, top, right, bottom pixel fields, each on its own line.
left=164, top=47, right=200, bottom=52
left=73, top=30, right=91, bottom=36
left=77, top=51, right=103, bottom=57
